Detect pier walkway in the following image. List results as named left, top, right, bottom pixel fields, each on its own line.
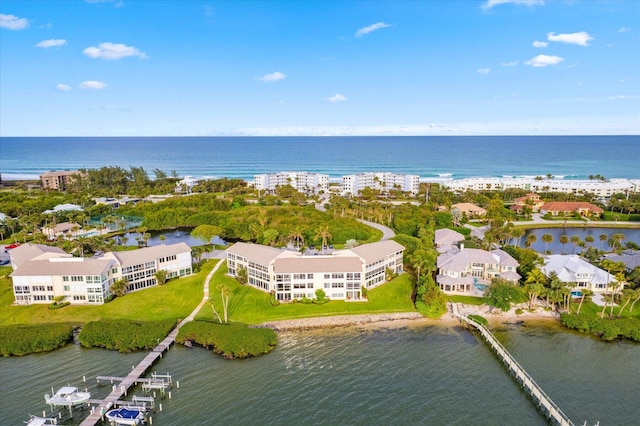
left=80, top=261, right=221, bottom=426
left=450, top=303, right=574, bottom=426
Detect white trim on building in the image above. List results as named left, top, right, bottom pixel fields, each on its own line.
left=9, top=243, right=193, bottom=305
left=341, top=172, right=420, bottom=195
left=226, top=240, right=404, bottom=301
left=253, top=172, right=330, bottom=195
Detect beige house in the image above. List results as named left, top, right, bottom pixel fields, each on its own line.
left=436, top=246, right=520, bottom=294
left=9, top=243, right=192, bottom=305
left=226, top=240, right=404, bottom=301
left=510, top=193, right=545, bottom=214
left=41, top=222, right=82, bottom=240
left=540, top=202, right=604, bottom=218
left=451, top=203, right=486, bottom=218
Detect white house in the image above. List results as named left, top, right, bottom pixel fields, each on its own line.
left=9, top=243, right=193, bottom=305
left=226, top=240, right=404, bottom=301
left=434, top=228, right=465, bottom=254
left=540, top=254, right=620, bottom=294
left=436, top=246, right=520, bottom=294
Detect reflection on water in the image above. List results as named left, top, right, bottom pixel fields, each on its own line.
left=114, top=228, right=226, bottom=247
left=519, top=227, right=640, bottom=254
left=2, top=323, right=638, bottom=425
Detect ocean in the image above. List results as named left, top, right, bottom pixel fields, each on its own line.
left=1, top=135, right=639, bottom=181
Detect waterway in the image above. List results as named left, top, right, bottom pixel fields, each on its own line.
left=521, top=227, right=640, bottom=254
left=1, top=322, right=638, bottom=425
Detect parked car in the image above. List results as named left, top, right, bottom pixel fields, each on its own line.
left=0, top=259, right=10, bottom=266
left=4, top=243, right=20, bottom=251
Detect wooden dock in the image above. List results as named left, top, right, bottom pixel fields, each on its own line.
left=451, top=303, right=574, bottom=426
left=79, top=329, right=178, bottom=425
left=79, top=262, right=219, bottom=425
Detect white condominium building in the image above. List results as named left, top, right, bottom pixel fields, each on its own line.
left=9, top=243, right=193, bottom=305
left=253, top=172, right=330, bottom=194
left=443, top=177, right=638, bottom=197
left=226, top=240, right=404, bottom=301
left=341, top=172, right=420, bottom=195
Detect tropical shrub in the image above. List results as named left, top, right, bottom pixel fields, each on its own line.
left=176, top=321, right=277, bottom=359
left=0, top=323, right=74, bottom=356
left=78, top=319, right=176, bottom=353
left=560, top=314, right=640, bottom=342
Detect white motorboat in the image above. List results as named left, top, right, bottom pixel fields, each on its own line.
left=44, top=386, right=91, bottom=408
left=105, top=407, right=145, bottom=425
left=24, top=414, right=58, bottom=425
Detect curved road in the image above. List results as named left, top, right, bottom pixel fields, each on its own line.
left=314, top=194, right=395, bottom=241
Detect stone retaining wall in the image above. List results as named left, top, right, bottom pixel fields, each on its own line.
left=256, top=312, right=423, bottom=331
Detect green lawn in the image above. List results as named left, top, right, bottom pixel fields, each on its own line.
left=448, top=295, right=486, bottom=305
left=0, top=262, right=213, bottom=326
left=571, top=299, right=640, bottom=319
left=199, top=263, right=416, bottom=324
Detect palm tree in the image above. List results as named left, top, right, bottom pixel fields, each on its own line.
left=608, top=233, right=625, bottom=252
left=541, top=233, right=553, bottom=253
left=314, top=226, right=332, bottom=252
left=559, top=234, right=569, bottom=254
left=288, top=228, right=304, bottom=249
left=110, top=278, right=129, bottom=297
left=524, top=269, right=547, bottom=310
left=576, top=289, right=593, bottom=315
left=525, top=233, right=537, bottom=249
left=585, top=235, right=595, bottom=250
left=599, top=234, right=607, bottom=251
left=570, top=235, right=581, bottom=254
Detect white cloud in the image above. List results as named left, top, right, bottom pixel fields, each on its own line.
left=259, top=72, right=286, bottom=82
left=36, top=39, right=67, bottom=48
left=501, top=61, right=519, bottom=66
left=477, top=68, right=491, bottom=75
left=83, top=42, right=147, bottom=60
left=79, top=80, right=107, bottom=90
left=608, top=95, right=637, bottom=100
left=0, top=14, right=29, bottom=30
left=532, top=40, right=548, bottom=48
left=355, top=22, right=392, bottom=37
left=525, top=54, right=564, bottom=67
left=618, top=27, right=631, bottom=33
left=481, top=0, right=544, bottom=10
left=56, top=84, right=71, bottom=91
left=547, top=31, right=594, bottom=46
left=327, top=94, right=348, bottom=102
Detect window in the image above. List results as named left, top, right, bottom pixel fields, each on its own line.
left=64, top=285, right=70, bottom=292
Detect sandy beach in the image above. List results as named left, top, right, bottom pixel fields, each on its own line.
left=258, top=304, right=561, bottom=332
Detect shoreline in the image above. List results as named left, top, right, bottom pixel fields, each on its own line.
left=257, top=307, right=561, bottom=332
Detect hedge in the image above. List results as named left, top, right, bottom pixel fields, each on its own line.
left=0, top=323, right=74, bottom=357
left=176, top=320, right=277, bottom=359
left=78, top=319, right=177, bottom=353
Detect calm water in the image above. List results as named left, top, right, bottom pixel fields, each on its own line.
left=521, top=227, right=640, bottom=254
left=1, top=136, right=639, bottom=181
left=1, top=323, right=638, bottom=425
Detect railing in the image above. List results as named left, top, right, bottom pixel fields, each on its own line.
left=451, top=304, right=574, bottom=426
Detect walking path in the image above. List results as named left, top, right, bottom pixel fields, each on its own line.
left=80, top=261, right=222, bottom=426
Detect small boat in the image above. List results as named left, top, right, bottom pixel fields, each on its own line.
left=24, top=414, right=58, bottom=425
left=105, top=407, right=145, bottom=425
left=44, top=386, right=91, bottom=408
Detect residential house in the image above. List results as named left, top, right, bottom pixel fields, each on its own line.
left=510, top=193, right=545, bottom=214
left=602, top=250, right=640, bottom=273
left=41, top=222, right=82, bottom=240
left=540, top=202, right=604, bottom=218
left=540, top=254, right=620, bottom=294
left=226, top=240, right=404, bottom=301
left=9, top=243, right=192, bottom=305
left=434, top=228, right=465, bottom=254
left=451, top=203, right=486, bottom=218
left=436, top=246, right=520, bottom=293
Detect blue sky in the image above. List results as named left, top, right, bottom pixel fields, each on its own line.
left=1, top=0, right=639, bottom=136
